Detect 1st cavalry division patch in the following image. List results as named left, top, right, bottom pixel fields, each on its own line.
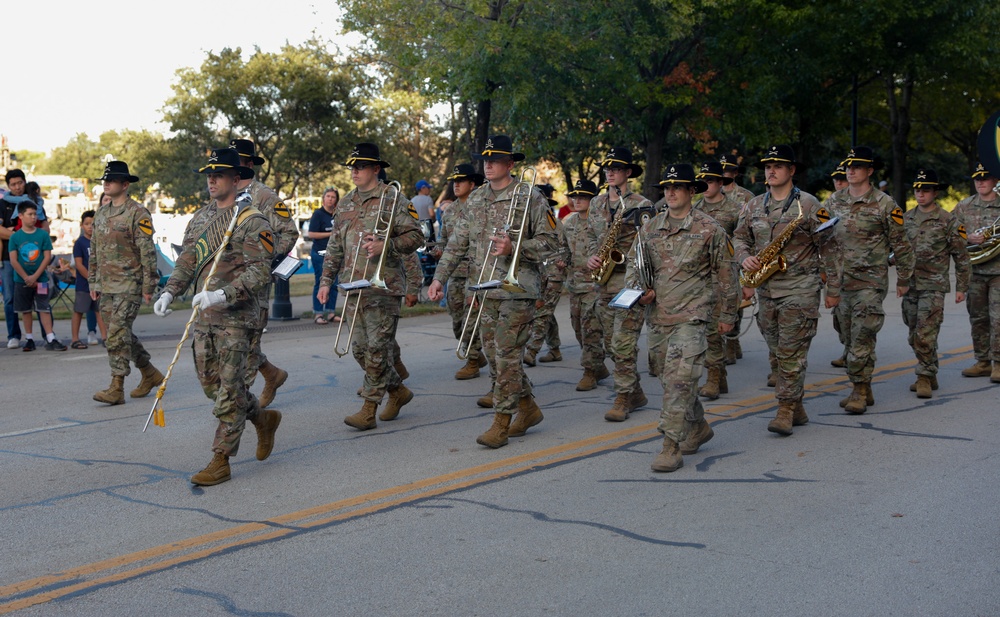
left=958, top=224, right=967, bottom=240
left=816, top=207, right=831, bottom=224
left=408, top=203, right=419, bottom=219
left=259, top=230, right=275, bottom=254
left=546, top=210, right=557, bottom=230
left=137, top=218, right=153, bottom=236
left=274, top=202, right=291, bottom=218
left=890, top=206, right=904, bottom=225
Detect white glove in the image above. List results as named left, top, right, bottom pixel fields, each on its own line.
left=153, top=292, right=174, bottom=317
left=192, top=289, right=227, bottom=310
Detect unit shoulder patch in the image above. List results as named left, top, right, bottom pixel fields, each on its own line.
left=137, top=218, right=153, bottom=236
left=890, top=206, right=904, bottom=225
left=274, top=202, right=291, bottom=219
left=259, top=230, right=275, bottom=254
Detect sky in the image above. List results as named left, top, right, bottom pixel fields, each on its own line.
left=2, top=0, right=356, bottom=154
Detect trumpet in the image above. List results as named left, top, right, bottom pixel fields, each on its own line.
left=333, top=181, right=402, bottom=357
left=456, top=167, right=537, bottom=359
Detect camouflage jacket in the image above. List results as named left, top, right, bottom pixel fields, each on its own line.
left=439, top=198, right=474, bottom=280
left=733, top=189, right=841, bottom=300
left=164, top=201, right=274, bottom=326
left=541, top=214, right=570, bottom=283
left=434, top=180, right=560, bottom=300
left=695, top=192, right=742, bottom=236
left=953, top=194, right=1000, bottom=276
left=320, top=182, right=423, bottom=297
left=404, top=251, right=423, bottom=295
left=627, top=208, right=739, bottom=327
left=88, top=197, right=157, bottom=297
left=824, top=185, right=914, bottom=292
left=243, top=178, right=299, bottom=258
left=587, top=189, right=656, bottom=294
left=903, top=205, right=970, bottom=293
left=724, top=184, right=755, bottom=207
left=562, top=211, right=595, bottom=294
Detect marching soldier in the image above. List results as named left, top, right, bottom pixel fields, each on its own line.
left=953, top=162, right=1000, bottom=381
left=563, top=179, right=609, bottom=390
left=902, top=169, right=969, bottom=397
left=824, top=146, right=914, bottom=414
left=629, top=163, right=739, bottom=471
left=317, top=143, right=424, bottom=430
left=428, top=135, right=560, bottom=448
left=586, top=146, right=655, bottom=422
left=89, top=161, right=163, bottom=406
left=720, top=153, right=755, bottom=206
left=153, top=147, right=280, bottom=486
left=525, top=184, right=569, bottom=365
left=733, top=145, right=840, bottom=434
left=230, top=139, right=298, bottom=409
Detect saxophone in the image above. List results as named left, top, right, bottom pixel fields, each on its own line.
left=739, top=194, right=803, bottom=288
left=592, top=191, right=627, bottom=285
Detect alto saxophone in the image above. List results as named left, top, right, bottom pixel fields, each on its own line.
left=592, top=191, right=627, bottom=285
left=740, top=194, right=803, bottom=288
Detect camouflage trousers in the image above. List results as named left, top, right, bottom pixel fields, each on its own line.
left=705, top=297, right=725, bottom=371
left=446, top=277, right=482, bottom=360
left=757, top=293, right=820, bottom=402
left=526, top=279, right=563, bottom=355
left=570, top=289, right=605, bottom=371
left=346, top=294, right=402, bottom=402
left=596, top=292, right=645, bottom=394
left=840, top=288, right=888, bottom=383
left=902, top=289, right=945, bottom=376
left=648, top=321, right=707, bottom=444
left=966, top=274, right=1000, bottom=363
left=480, top=298, right=535, bottom=415
left=99, top=293, right=151, bottom=377
left=192, top=324, right=260, bottom=457
left=245, top=279, right=273, bottom=387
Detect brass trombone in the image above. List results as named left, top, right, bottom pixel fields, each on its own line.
left=456, top=167, right=537, bottom=359
left=333, top=180, right=402, bottom=357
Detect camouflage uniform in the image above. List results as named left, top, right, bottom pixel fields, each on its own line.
left=695, top=192, right=743, bottom=374
left=628, top=208, right=738, bottom=443
left=724, top=183, right=755, bottom=207
left=953, top=193, right=1000, bottom=364
left=320, top=182, right=423, bottom=403
left=903, top=205, right=970, bottom=376
left=163, top=202, right=274, bottom=456
left=563, top=211, right=604, bottom=371
left=825, top=186, right=915, bottom=384
left=434, top=182, right=560, bottom=415
left=440, top=197, right=483, bottom=361
left=733, top=189, right=840, bottom=405
left=88, top=197, right=158, bottom=377
left=588, top=190, right=655, bottom=395
left=526, top=216, right=569, bottom=357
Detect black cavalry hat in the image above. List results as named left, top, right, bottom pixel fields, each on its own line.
left=601, top=146, right=643, bottom=177
left=696, top=161, right=734, bottom=185
left=912, top=168, right=949, bottom=191
left=757, top=144, right=804, bottom=171
left=473, top=135, right=525, bottom=162
left=830, top=161, right=847, bottom=180
left=971, top=161, right=996, bottom=180
left=95, top=160, right=139, bottom=183
left=565, top=179, right=599, bottom=197
left=658, top=163, right=708, bottom=194
left=342, top=142, right=391, bottom=168
left=195, top=147, right=255, bottom=179
left=446, top=163, right=485, bottom=186
left=843, top=145, right=884, bottom=170
left=718, top=153, right=743, bottom=173
left=229, top=138, right=265, bottom=165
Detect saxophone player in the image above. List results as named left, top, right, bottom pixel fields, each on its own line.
left=732, top=145, right=840, bottom=435
left=586, top=146, right=655, bottom=422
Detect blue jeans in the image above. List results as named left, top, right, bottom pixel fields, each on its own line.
left=86, top=309, right=97, bottom=333
left=312, top=252, right=337, bottom=315
left=1, top=262, right=23, bottom=340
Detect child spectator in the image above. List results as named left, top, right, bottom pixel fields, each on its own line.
left=69, top=209, right=107, bottom=348
left=8, top=202, right=66, bottom=351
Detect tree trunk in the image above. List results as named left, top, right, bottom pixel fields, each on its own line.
left=473, top=98, right=492, bottom=172
left=885, top=71, right=914, bottom=207
left=642, top=121, right=666, bottom=200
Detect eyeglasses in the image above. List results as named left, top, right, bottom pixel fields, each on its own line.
left=350, top=163, right=373, bottom=171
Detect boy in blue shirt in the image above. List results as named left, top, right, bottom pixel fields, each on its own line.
left=8, top=202, right=66, bottom=351
left=70, top=209, right=107, bottom=348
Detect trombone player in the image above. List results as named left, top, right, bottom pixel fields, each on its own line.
left=317, top=143, right=424, bottom=430
left=428, top=135, right=560, bottom=448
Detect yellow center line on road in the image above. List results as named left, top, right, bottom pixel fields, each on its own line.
left=0, top=345, right=976, bottom=614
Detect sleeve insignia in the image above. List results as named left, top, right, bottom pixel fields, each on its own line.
left=726, top=237, right=735, bottom=257
left=890, top=206, right=904, bottom=225
left=408, top=203, right=419, bottom=219
left=816, top=207, right=830, bottom=224
left=259, top=230, right=275, bottom=254
left=546, top=210, right=557, bottom=230
left=274, top=202, right=291, bottom=218
left=958, top=224, right=967, bottom=240
left=137, top=218, right=154, bottom=236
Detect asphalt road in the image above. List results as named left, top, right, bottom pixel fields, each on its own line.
left=1, top=284, right=998, bottom=616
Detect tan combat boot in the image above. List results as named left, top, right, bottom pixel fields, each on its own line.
left=477, top=391, right=494, bottom=408
left=477, top=353, right=488, bottom=368
left=509, top=396, right=543, bottom=437
left=604, top=393, right=631, bottom=422
left=679, top=419, right=714, bottom=455
left=395, top=361, right=410, bottom=380
left=190, top=452, right=231, bottom=486
left=94, top=376, right=126, bottom=405
left=723, top=338, right=736, bottom=365
left=258, top=360, right=288, bottom=409
left=961, top=360, right=991, bottom=377
left=476, top=413, right=512, bottom=448
left=629, top=387, right=648, bottom=410
left=576, top=370, right=598, bottom=392
left=792, top=400, right=809, bottom=426
left=455, top=357, right=482, bottom=380
left=130, top=362, right=163, bottom=398
left=651, top=438, right=683, bottom=473
left=831, top=355, right=846, bottom=368
left=767, top=401, right=794, bottom=435
left=719, top=365, right=729, bottom=394
left=909, top=375, right=939, bottom=391
left=345, top=400, right=378, bottom=430
left=523, top=351, right=537, bottom=367
left=538, top=348, right=562, bottom=362
left=699, top=367, right=721, bottom=400
left=380, top=384, right=413, bottom=421
left=843, top=383, right=868, bottom=414
left=252, top=409, right=282, bottom=461
left=596, top=364, right=610, bottom=381
left=913, top=375, right=933, bottom=399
